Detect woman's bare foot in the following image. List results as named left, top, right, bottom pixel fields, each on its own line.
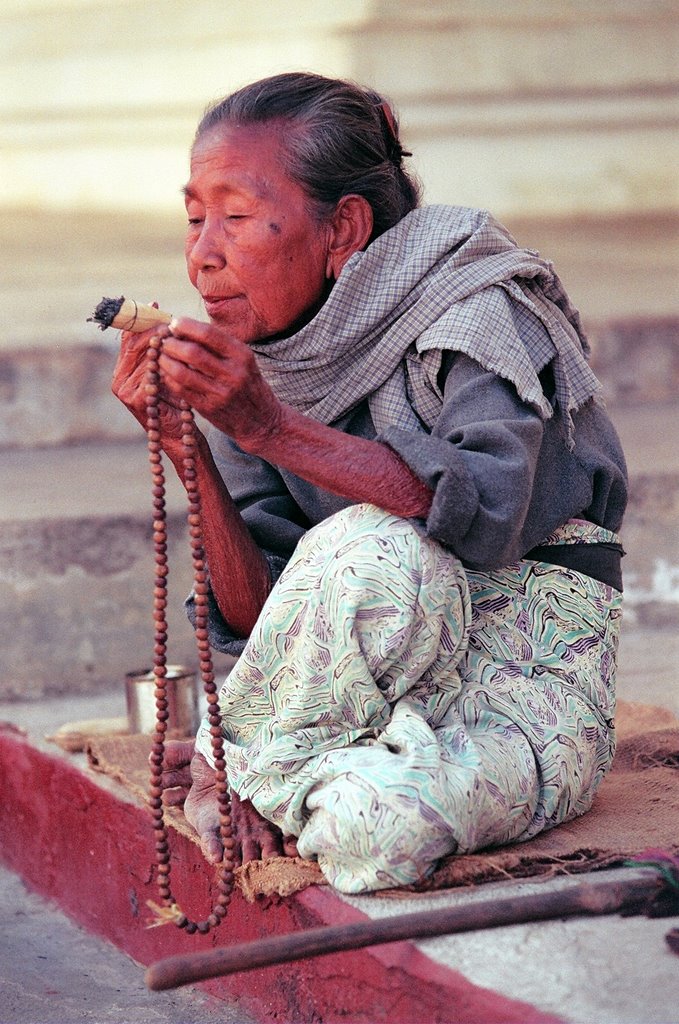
left=156, top=741, right=297, bottom=864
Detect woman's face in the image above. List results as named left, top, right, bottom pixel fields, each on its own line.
left=184, top=124, right=334, bottom=344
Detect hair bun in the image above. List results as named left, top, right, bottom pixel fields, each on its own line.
left=378, top=102, right=412, bottom=164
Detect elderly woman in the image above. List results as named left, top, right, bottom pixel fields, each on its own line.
left=113, top=72, right=627, bottom=895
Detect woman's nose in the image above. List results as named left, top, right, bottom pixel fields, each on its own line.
left=188, top=219, right=226, bottom=271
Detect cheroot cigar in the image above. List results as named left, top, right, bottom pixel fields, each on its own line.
left=88, top=296, right=172, bottom=333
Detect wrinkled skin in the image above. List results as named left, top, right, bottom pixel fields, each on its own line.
left=114, top=123, right=432, bottom=865
left=158, top=741, right=298, bottom=865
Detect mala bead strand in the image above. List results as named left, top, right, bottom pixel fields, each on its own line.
left=145, top=335, right=235, bottom=933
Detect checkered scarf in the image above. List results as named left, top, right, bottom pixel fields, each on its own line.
left=250, top=205, right=601, bottom=444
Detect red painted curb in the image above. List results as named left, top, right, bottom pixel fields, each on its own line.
left=0, top=728, right=563, bottom=1024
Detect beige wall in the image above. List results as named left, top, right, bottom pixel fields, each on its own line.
left=2, top=0, right=678, bottom=218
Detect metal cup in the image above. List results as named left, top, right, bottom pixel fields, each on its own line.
left=125, top=665, right=198, bottom=737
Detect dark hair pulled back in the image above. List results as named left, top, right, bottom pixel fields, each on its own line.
left=195, top=72, right=421, bottom=241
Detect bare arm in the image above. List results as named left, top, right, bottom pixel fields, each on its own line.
left=242, top=403, right=433, bottom=519
left=162, top=431, right=272, bottom=637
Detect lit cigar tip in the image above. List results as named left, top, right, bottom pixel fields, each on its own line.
left=88, top=295, right=126, bottom=330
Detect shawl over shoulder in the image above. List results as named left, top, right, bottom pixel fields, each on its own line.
left=250, top=205, right=601, bottom=446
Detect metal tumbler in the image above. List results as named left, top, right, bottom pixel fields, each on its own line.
left=125, top=665, right=198, bottom=737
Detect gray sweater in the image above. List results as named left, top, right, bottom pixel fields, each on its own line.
left=196, top=349, right=627, bottom=655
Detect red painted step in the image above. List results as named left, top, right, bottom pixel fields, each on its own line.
left=0, top=725, right=562, bottom=1024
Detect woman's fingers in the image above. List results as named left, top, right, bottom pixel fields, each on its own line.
left=160, top=319, right=282, bottom=446
left=112, top=322, right=173, bottom=423
left=168, top=316, right=239, bottom=355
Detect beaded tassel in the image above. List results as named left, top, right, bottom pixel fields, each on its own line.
left=144, top=334, right=235, bottom=933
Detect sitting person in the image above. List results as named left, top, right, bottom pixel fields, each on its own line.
left=112, top=71, right=627, bottom=894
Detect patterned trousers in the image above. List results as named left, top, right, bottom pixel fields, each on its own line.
left=196, top=504, right=622, bottom=893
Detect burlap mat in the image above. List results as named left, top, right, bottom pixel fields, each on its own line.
left=84, top=700, right=679, bottom=902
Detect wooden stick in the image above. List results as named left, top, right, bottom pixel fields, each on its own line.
left=88, top=296, right=172, bottom=333
left=145, top=868, right=670, bottom=991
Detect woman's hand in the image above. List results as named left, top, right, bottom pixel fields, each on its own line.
left=111, top=317, right=188, bottom=445
left=157, top=317, right=284, bottom=452
left=159, top=741, right=298, bottom=865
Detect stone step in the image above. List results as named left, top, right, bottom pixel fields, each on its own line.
left=1, top=398, right=678, bottom=701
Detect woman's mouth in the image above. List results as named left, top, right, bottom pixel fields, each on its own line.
left=202, top=295, right=241, bottom=317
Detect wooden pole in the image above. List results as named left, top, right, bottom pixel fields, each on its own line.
left=145, top=867, right=670, bottom=991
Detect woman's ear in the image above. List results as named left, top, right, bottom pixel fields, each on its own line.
left=325, top=195, right=374, bottom=280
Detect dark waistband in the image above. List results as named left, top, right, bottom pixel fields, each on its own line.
left=523, top=541, right=624, bottom=592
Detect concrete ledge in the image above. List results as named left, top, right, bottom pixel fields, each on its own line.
left=0, top=725, right=559, bottom=1024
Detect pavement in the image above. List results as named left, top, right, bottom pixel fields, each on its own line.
left=0, top=865, right=253, bottom=1024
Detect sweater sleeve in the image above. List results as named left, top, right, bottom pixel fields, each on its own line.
left=378, top=351, right=546, bottom=568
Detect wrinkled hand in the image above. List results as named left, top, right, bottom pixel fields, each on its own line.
left=157, top=317, right=284, bottom=451
left=111, top=311, right=186, bottom=445
left=158, top=740, right=298, bottom=865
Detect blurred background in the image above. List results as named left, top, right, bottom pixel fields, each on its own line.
left=1, top=0, right=678, bottom=707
